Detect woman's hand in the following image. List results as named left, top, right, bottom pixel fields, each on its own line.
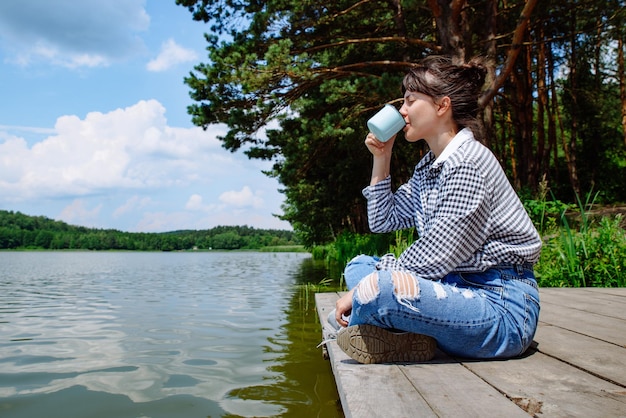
left=335, top=288, right=355, bottom=327
left=365, top=132, right=396, bottom=158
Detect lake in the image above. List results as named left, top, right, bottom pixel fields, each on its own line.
left=0, top=251, right=343, bottom=417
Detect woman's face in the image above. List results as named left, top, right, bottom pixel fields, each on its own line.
left=399, top=91, right=440, bottom=142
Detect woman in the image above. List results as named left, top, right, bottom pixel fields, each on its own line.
left=331, top=56, right=542, bottom=364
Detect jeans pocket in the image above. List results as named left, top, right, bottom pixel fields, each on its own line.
left=521, top=292, right=540, bottom=352
left=457, top=270, right=504, bottom=294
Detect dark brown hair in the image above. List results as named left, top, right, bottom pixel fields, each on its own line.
left=402, top=55, right=488, bottom=136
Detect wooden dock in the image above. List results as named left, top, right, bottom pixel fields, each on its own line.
left=315, top=288, right=626, bottom=417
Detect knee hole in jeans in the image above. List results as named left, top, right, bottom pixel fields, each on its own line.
left=355, top=272, right=380, bottom=304
left=355, top=271, right=421, bottom=306
left=392, top=271, right=420, bottom=299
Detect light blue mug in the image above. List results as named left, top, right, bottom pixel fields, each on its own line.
left=367, top=104, right=405, bottom=142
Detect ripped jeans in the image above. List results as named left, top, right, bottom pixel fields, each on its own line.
left=344, top=255, right=540, bottom=359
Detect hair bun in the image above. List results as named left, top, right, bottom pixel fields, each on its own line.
left=462, top=58, right=488, bottom=91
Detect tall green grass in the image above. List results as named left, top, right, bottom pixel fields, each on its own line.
left=314, top=185, right=626, bottom=287
left=311, top=231, right=396, bottom=269
left=537, top=213, right=626, bottom=287
left=526, top=185, right=626, bottom=287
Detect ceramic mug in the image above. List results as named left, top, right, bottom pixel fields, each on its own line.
left=367, top=104, right=405, bottom=142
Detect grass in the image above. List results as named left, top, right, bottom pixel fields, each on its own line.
left=259, top=245, right=308, bottom=252
left=296, top=278, right=338, bottom=310
left=536, top=213, right=626, bottom=287
left=314, top=184, right=626, bottom=288
left=528, top=185, right=626, bottom=287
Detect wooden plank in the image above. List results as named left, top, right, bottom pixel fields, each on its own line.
left=465, top=288, right=626, bottom=417
left=316, top=293, right=529, bottom=418
left=399, top=362, right=529, bottom=417
left=316, top=289, right=626, bottom=418
left=578, top=287, right=626, bottom=297
left=330, top=352, right=437, bottom=418
left=464, top=350, right=626, bottom=417
left=315, top=292, right=437, bottom=418
left=538, top=300, right=626, bottom=346
left=539, top=288, right=626, bottom=320
left=534, top=324, right=626, bottom=387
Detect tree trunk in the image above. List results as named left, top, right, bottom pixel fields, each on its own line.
left=479, top=0, right=539, bottom=108
left=427, top=0, right=466, bottom=61
left=508, top=111, right=520, bottom=190
left=522, top=42, right=535, bottom=188
left=548, top=43, right=559, bottom=184
left=535, top=24, right=548, bottom=184
left=617, top=36, right=626, bottom=147
left=480, top=0, right=498, bottom=148
left=566, top=11, right=581, bottom=196
left=510, top=39, right=534, bottom=190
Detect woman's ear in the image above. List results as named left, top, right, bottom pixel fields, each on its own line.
left=436, top=96, right=452, bottom=115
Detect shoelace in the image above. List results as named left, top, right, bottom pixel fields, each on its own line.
left=316, top=321, right=341, bottom=348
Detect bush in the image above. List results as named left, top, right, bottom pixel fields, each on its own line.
left=536, top=215, right=626, bottom=287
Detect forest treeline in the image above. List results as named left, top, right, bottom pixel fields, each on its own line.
left=177, top=0, right=626, bottom=247
left=0, top=210, right=299, bottom=251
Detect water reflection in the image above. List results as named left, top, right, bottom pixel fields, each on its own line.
left=0, top=252, right=343, bottom=417
left=219, top=256, right=345, bottom=415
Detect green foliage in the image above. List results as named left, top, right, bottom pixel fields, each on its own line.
left=176, top=0, right=435, bottom=247
left=534, top=189, right=626, bottom=287
left=315, top=231, right=387, bottom=265
left=556, top=33, right=626, bottom=202
left=0, top=210, right=299, bottom=251
left=521, top=177, right=572, bottom=235
left=389, top=228, right=415, bottom=258
left=176, top=0, right=626, bottom=250
left=311, top=229, right=417, bottom=272
left=259, top=245, right=307, bottom=252
left=523, top=198, right=570, bottom=235
left=537, top=215, right=626, bottom=287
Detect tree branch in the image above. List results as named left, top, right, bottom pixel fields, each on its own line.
left=479, top=0, right=539, bottom=108
left=321, top=60, right=416, bottom=74
left=300, top=37, right=440, bottom=54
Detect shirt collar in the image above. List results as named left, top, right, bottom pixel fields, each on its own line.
left=433, top=128, right=474, bottom=165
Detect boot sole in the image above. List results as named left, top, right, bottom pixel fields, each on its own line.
left=336, top=324, right=436, bottom=364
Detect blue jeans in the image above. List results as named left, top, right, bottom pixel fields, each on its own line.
left=343, top=255, right=540, bottom=359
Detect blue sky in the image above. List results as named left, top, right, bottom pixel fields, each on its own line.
left=0, top=0, right=291, bottom=232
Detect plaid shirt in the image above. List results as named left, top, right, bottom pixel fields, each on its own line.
left=363, top=129, right=542, bottom=280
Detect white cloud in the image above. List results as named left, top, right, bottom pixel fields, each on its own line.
left=0, top=99, right=291, bottom=232
left=185, top=194, right=203, bottom=210
left=147, top=39, right=198, bottom=72
left=185, top=194, right=216, bottom=211
left=219, top=186, right=264, bottom=208
left=113, top=196, right=153, bottom=218
left=134, top=211, right=195, bottom=232
left=0, top=99, right=226, bottom=200
left=0, top=0, right=149, bottom=68
left=58, top=199, right=103, bottom=227
left=0, top=135, right=29, bottom=186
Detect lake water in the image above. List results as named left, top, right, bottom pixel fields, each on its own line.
left=0, top=251, right=342, bottom=418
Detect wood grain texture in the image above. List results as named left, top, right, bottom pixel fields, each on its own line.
left=316, top=288, right=626, bottom=417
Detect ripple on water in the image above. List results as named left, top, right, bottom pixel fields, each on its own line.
left=0, top=252, right=335, bottom=418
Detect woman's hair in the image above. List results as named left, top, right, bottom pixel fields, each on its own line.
left=402, top=55, right=488, bottom=136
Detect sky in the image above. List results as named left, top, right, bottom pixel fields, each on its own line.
left=0, top=0, right=292, bottom=232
